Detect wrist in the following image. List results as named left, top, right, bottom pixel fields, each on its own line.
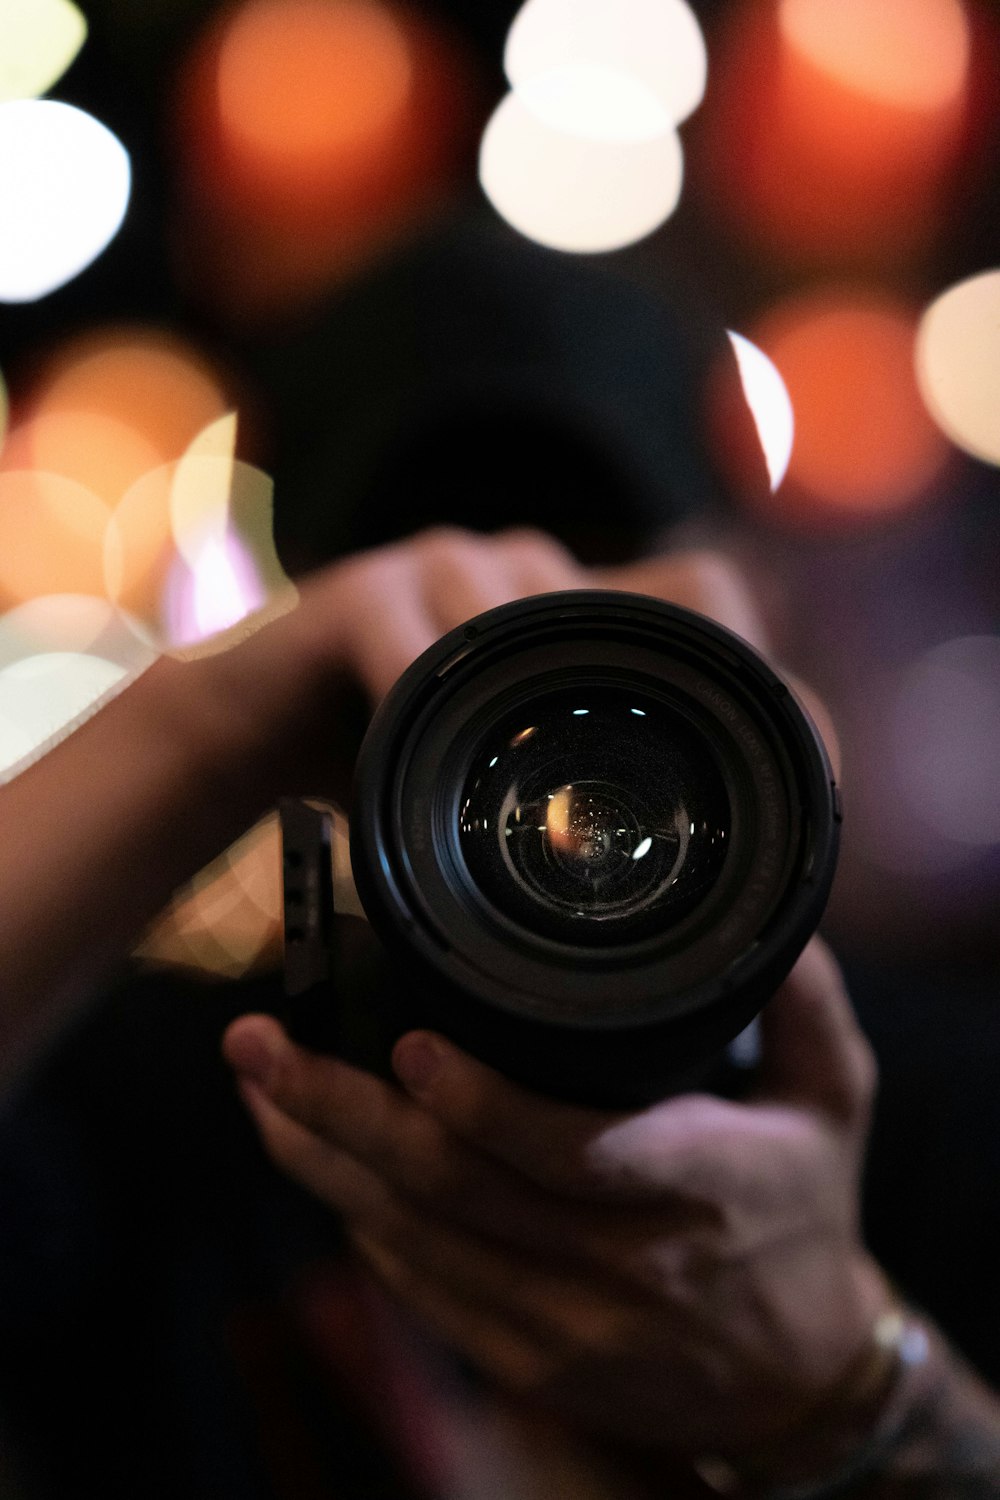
left=694, top=1292, right=932, bottom=1499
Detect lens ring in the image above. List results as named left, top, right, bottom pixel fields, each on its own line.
left=350, top=593, right=836, bottom=1036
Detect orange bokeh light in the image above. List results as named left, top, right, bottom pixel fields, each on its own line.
left=749, top=291, right=950, bottom=524
left=694, top=0, right=974, bottom=270
left=216, top=0, right=413, bottom=204
left=176, top=0, right=476, bottom=317
left=0, top=471, right=110, bottom=606
left=2, top=328, right=230, bottom=508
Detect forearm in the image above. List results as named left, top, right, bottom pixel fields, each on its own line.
left=0, top=596, right=340, bottom=1081
left=857, top=1325, right=1000, bottom=1499
left=693, top=1313, right=1000, bottom=1500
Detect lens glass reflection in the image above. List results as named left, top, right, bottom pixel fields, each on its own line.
left=458, top=687, right=730, bottom=944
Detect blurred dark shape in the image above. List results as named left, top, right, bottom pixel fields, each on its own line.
left=253, top=213, right=767, bottom=572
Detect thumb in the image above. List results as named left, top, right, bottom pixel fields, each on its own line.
left=754, top=939, right=877, bottom=1131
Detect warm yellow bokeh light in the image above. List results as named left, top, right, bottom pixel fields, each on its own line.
left=170, top=413, right=239, bottom=568
left=0, top=0, right=87, bottom=102
left=138, top=814, right=284, bottom=978
left=779, top=0, right=970, bottom=112
left=480, top=81, right=684, bottom=253
left=505, top=0, right=706, bottom=126
left=0, top=594, right=156, bottom=671
left=916, top=270, right=1000, bottom=469
left=727, top=331, right=794, bottom=492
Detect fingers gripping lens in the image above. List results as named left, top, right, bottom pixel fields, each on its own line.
left=458, top=690, right=730, bottom=944
left=346, top=591, right=840, bottom=1105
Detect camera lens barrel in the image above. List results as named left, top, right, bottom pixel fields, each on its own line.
left=349, top=591, right=840, bottom=1107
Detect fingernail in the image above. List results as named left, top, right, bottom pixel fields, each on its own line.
left=393, top=1035, right=445, bottom=1096
left=224, top=1024, right=282, bottom=1089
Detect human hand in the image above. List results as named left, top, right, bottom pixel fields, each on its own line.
left=199, top=524, right=768, bottom=800
left=222, top=939, right=890, bottom=1463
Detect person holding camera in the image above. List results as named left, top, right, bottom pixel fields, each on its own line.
left=2, top=527, right=999, bottom=1496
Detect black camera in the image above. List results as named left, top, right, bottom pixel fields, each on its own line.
left=280, top=591, right=840, bottom=1108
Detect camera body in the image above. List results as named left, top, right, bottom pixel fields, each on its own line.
left=281, top=592, right=840, bottom=1108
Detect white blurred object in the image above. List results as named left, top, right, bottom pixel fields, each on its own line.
left=727, top=331, right=795, bottom=492
left=0, top=651, right=129, bottom=779
left=0, top=0, right=87, bottom=102
left=0, top=99, right=131, bottom=302
left=916, top=269, right=1000, bottom=469
left=505, top=0, right=707, bottom=125
left=480, top=77, right=683, bottom=253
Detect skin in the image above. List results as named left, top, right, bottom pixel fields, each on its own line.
left=4, top=523, right=998, bottom=1487
left=223, top=941, right=889, bottom=1465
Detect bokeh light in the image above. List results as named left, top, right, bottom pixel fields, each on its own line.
left=0, top=593, right=154, bottom=669
left=2, top=327, right=231, bottom=510
left=779, top=0, right=970, bottom=112
left=856, top=635, right=1000, bottom=879
left=0, top=100, right=130, bottom=302
left=214, top=0, right=412, bottom=211
left=479, top=79, right=684, bottom=253
left=749, top=291, right=950, bottom=524
left=0, top=470, right=110, bottom=606
left=0, top=0, right=87, bottom=102
left=177, top=0, right=473, bottom=316
left=505, top=0, right=706, bottom=125
left=726, top=330, right=794, bottom=492
left=697, top=0, right=974, bottom=269
left=164, top=529, right=266, bottom=649
left=0, top=591, right=157, bottom=779
left=138, top=814, right=283, bottom=979
left=916, top=269, right=1000, bottom=468
left=0, top=651, right=129, bottom=780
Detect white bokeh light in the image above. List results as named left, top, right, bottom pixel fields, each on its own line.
left=0, top=651, right=129, bottom=780
left=0, top=99, right=131, bottom=302
left=516, top=61, right=671, bottom=142
left=479, top=80, right=684, bottom=253
left=505, top=0, right=707, bottom=125
left=0, top=0, right=87, bottom=102
left=727, top=330, right=795, bottom=491
left=916, top=269, right=1000, bottom=469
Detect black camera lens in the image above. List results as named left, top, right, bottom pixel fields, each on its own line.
left=458, top=687, right=730, bottom=946
left=346, top=591, right=840, bottom=1106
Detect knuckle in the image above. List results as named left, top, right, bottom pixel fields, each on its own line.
left=418, top=524, right=477, bottom=561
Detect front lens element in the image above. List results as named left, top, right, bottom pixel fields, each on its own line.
left=458, top=687, right=730, bottom=945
